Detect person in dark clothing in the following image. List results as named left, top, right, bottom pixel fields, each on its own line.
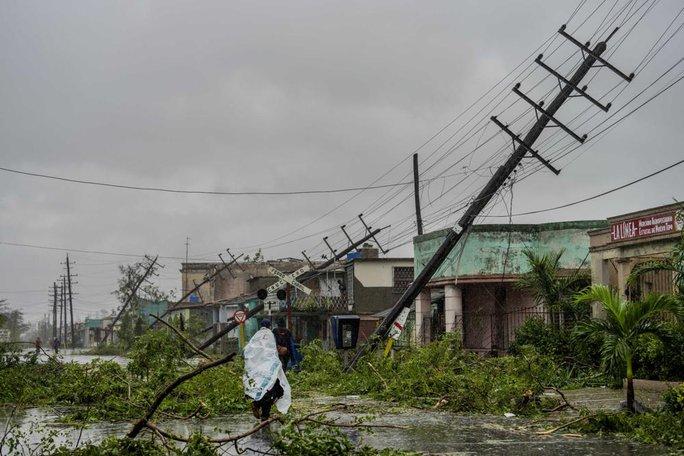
left=52, top=337, right=60, bottom=354
left=252, top=379, right=284, bottom=421
left=272, top=318, right=293, bottom=371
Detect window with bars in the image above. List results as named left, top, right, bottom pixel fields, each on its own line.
left=393, top=266, right=414, bottom=294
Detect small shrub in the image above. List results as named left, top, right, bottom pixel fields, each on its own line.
left=662, top=383, right=684, bottom=414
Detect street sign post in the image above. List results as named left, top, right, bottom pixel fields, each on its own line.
left=233, top=309, right=247, bottom=348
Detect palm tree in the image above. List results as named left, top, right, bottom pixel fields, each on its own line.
left=517, top=248, right=590, bottom=324
left=573, top=285, right=680, bottom=412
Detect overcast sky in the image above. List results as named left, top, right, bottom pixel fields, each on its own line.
left=1, top=0, right=682, bottom=323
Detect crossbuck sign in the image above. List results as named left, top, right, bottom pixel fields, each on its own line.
left=267, top=265, right=312, bottom=295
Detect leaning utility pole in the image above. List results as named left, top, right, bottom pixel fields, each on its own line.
left=413, top=153, right=423, bottom=236
left=66, top=255, right=75, bottom=348
left=347, top=25, right=632, bottom=369
left=196, top=225, right=389, bottom=352
left=102, top=256, right=159, bottom=344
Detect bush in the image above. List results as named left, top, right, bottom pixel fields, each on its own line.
left=291, top=334, right=573, bottom=415
left=577, top=411, right=684, bottom=449
left=662, top=383, right=684, bottom=414
left=633, top=322, right=684, bottom=381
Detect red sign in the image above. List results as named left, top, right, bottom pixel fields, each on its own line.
left=233, top=310, right=247, bottom=324
left=610, top=211, right=680, bottom=242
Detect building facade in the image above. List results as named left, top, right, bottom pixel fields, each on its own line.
left=588, top=202, right=683, bottom=314
left=412, top=221, right=606, bottom=352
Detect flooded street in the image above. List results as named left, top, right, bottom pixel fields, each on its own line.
left=19, top=348, right=128, bottom=366
left=1, top=394, right=669, bottom=455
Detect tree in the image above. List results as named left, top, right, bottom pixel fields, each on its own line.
left=573, top=284, right=680, bottom=412
left=112, top=259, right=173, bottom=348
left=517, top=248, right=590, bottom=323
left=0, top=301, right=29, bottom=341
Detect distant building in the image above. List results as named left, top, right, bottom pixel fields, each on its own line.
left=412, top=221, right=606, bottom=352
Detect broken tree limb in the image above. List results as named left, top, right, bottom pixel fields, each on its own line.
left=140, top=405, right=349, bottom=445
left=149, top=313, right=213, bottom=361
left=127, top=352, right=236, bottom=439
left=537, top=414, right=596, bottom=435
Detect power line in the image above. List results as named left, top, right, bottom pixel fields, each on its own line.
left=0, top=241, right=189, bottom=260
left=486, top=158, right=684, bottom=218
left=0, top=165, right=466, bottom=196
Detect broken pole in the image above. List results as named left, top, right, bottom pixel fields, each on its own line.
left=347, top=31, right=620, bottom=370
left=196, top=226, right=388, bottom=352
left=103, top=256, right=158, bottom=344
left=152, top=253, right=242, bottom=325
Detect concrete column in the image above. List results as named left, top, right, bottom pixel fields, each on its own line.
left=413, top=289, right=431, bottom=345
left=590, top=255, right=610, bottom=318
left=444, top=284, right=463, bottom=338
left=617, top=259, right=632, bottom=301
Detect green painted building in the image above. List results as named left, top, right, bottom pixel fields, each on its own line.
left=412, top=221, right=606, bottom=352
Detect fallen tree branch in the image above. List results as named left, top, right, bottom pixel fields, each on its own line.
left=542, top=387, right=577, bottom=412
left=149, top=313, right=214, bottom=361
left=366, top=361, right=388, bottom=390
left=302, top=417, right=408, bottom=429
left=140, top=404, right=349, bottom=444
left=537, top=414, right=596, bottom=435
left=127, top=352, right=236, bottom=439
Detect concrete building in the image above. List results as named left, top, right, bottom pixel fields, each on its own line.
left=343, top=245, right=413, bottom=339
left=588, top=202, right=683, bottom=314
left=412, top=221, right=606, bottom=352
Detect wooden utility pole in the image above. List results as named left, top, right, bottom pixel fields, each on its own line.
left=347, top=25, right=633, bottom=369
left=103, top=256, right=158, bottom=344
left=52, top=282, right=57, bottom=340
left=66, top=255, right=75, bottom=347
left=197, top=226, right=389, bottom=352
left=62, top=277, right=68, bottom=347
left=413, top=153, right=423, bottom=236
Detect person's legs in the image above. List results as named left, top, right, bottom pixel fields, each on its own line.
left=259, top=379, right=284, bottom=421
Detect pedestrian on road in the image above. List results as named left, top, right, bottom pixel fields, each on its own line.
left=273, top=318, right=293, bottom=371
left=243, top=320, right=291, bottom=422
left=52, top=337, right=60, bottom=354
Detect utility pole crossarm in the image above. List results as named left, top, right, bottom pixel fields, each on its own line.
left=490, top=116, right=560, bottom=175
left=558, top=25, right=634, bottom=82
left=513, top=84, right=587, bottom=143
left=535, top=55, right=611, bottom=112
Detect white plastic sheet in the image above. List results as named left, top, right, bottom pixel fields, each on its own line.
left=242, top=327, right=291, bottom=414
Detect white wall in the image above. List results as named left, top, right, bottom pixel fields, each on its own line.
left=354, top=260, right=414, bottom=288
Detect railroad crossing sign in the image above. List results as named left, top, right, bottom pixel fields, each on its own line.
left=266, top=265, right=312, bottom=295
left=233, top=310, right=247, bottom=324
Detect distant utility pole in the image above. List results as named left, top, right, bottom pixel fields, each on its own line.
left=413, top=153, right=423, bottom=236
left=66, top=254, right=75, bottom=348
left=61, top=278, right=67, bottom=347
left=184, top=236, right=190, bottom=295
left=348, top=25, right=633, bottom=369
left=52, top=282, right=57, bottom=340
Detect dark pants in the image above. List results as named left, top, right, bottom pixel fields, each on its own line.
left=254, top=379, right=284, bottom=421
left=279, top=355, right=290, bottom=372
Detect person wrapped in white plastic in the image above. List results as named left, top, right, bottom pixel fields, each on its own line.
left=243, top=320, right=291, bottom=421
